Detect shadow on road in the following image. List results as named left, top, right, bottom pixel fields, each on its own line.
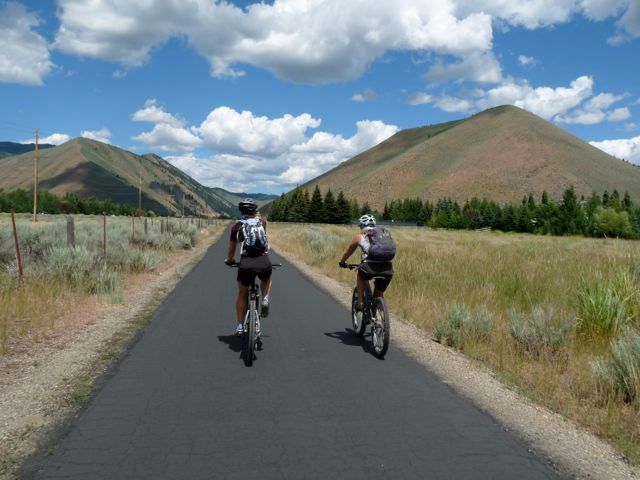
left=324, top=329, right=370, bottom=353
left=217, top=334, right=244, bottom=353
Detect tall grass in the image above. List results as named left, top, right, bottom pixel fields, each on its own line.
left=269, top=223, right=640, bottom=463
left=592, top=327, right=640, bottom=404
left=0, top=215, right=222, bottom=354
left=575, top=270, right=638, bottom=340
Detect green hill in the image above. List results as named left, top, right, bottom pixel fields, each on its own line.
left=0, top=138, right=239, bottom=216
left=301, top=105, right=640, bottom=209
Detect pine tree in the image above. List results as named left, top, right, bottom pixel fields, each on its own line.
left=623, top=191, right=633, bottom=212
left=382, top=202, right=390, bottom=220
left=307, top=185, right=325, bottom=223
left=324, top=189, right=337, bottom=223
left=335, top=191, right=352, bottom=224
left=541, top=191, right=549, bottom=205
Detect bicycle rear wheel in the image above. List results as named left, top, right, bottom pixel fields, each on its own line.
left=245, top=303, right=257, bottom=366
left=371, top=297, right=390, bottom=358
left=351, top=288, right=366, bottom=337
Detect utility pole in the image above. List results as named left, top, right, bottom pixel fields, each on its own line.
left=181, top=193, right=185, bottom=217
left=33, top=129, right=39, bottom=223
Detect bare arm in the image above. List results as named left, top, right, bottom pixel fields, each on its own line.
left=340, top=234, right=361, bottom=264
left=226, top=239, right=237, bottom=263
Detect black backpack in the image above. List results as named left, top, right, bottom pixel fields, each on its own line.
left=238, top=218, right=268, bottom=256
left=366, top=226, right=396, bottom=261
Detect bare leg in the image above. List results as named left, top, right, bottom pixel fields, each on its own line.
left=356, top=273, right=366, bottom=307
left=260, top=276, right=272, bottom=298
left=236, top=283, right=249, bottom=323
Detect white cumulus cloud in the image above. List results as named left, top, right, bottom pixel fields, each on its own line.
left=425, top=51, right=503, bottom=84
left=133, top=124, right=202, bottom=153
left=0, top=3, right=54, bottom=86
left=139, top=105, right=398, bottom=190
left=590, top=136, right=640, bottom=164
left=132, top=99, right=185, bottom=128
left=53, top=0, right=494, bottom=84
left=556, top=92, right=630, bottom=124
left=196, top=107, right=321, bottom=157
left=21, top=133, right=71, bottom=145
left=435, top=75, right=596, bottom=118
left=81, top=128, right=112, bottom=144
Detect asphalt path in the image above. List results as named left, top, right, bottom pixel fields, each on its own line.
left=24, top=229, right=560, bottom=479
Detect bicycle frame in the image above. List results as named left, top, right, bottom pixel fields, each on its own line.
left=228, top=260, right=281, bottom=366
left=344, top=263, right=391, bottom=358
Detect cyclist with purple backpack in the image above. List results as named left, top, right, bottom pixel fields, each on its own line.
left=225, top=198, right=272, bottom=335
left=339, top=214, right=395, bottom=312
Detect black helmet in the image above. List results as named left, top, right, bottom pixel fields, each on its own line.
left=238, top=198, right=258, bottom=215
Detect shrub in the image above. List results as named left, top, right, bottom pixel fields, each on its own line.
left=434, top=302, right=467, bottom=347
left=508, top=305, right=572, bottom=356
left=592, top=207, right=633, bottom=238
left=126, top=249, right=163, bottom=272
left=434, top=303, right=493, bottom=349
left=44, top=245, right=97, bottom=286
left=575, top=272, right=636, bottom=340
left=592, top=327, right=640, bottom=403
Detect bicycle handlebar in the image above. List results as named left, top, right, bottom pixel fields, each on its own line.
left=341, top=263, right=361, bottom=270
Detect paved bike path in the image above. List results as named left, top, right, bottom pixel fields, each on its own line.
left=24, top=229, right=560, bottom=479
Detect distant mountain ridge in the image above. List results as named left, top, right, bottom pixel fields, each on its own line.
left=300, top=105, right=640, bottom=209
left=0, top=141, right=55, bottom=158
left=0, top=138, right=275, bottom=216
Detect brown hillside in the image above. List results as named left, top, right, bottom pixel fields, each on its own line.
left=0, top=138, right=237, bottom=216
left=302, top=105, right=640, bottom=209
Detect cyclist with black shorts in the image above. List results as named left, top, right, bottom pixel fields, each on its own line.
left=338, top=214, right=394, bottom=312
left=225, top=198, right=273, bottom=335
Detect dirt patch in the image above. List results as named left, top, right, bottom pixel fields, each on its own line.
left=271, top=243, right=640, bottom=480
left=0, top=227, right=224, bottom=479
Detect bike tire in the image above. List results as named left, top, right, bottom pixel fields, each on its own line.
left=372, top=297, right=390, bottom=358
left=245, top=303, right=256, bottom=366
left=351, top=288, right=366, bottom=337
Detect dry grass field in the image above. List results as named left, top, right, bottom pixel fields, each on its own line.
left=0, top=214, right=224, bottom=355
left=270, top=223, right=640, bottom=463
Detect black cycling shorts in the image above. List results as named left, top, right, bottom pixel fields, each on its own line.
left=358, top=261, right=393, bottom=292
left=237, top=255, right=272, bottom=287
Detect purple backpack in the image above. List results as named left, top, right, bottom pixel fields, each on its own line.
left=367, top=226, right=396, bottom=261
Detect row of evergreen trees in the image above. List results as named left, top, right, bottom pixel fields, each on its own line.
left=267, top=185, right=374, bottom=224
left=0, top=189, right=141, bottom=216
left=267, top=185, right=640, bottom=239
left=424, top=188, right=639, bottom=238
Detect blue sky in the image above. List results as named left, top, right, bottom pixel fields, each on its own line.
left=0, top=0, right=639, bottom=194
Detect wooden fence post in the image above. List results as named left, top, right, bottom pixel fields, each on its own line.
left=10, top=209, right=23, bottom=285
left=103, top=213, right=107, bottom=258
left=132, top=216, right=135, bottom=243
left=160, top=219, right=165, bottom=234
left=67, top=215, right=75, bottom=247
left=144, top=218, right=148, bottom=235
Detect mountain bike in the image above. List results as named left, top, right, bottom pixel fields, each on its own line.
left=342, top=263, right=391, bottom=358
left=229, top=261, right=281, bottom=366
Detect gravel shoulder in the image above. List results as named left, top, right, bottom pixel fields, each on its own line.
left=270, top=243, right=639, bottom=480
left=0, top=228, right=224, bottom=479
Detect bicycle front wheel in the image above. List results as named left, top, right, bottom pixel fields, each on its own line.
left=245, top=304, right=257, bottom=366
left=351, top=288, right=365, bottom=337
left=371, top=297, right=390, bottom=358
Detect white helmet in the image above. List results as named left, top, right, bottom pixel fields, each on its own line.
left=358, top=214, right=376, bottom=230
